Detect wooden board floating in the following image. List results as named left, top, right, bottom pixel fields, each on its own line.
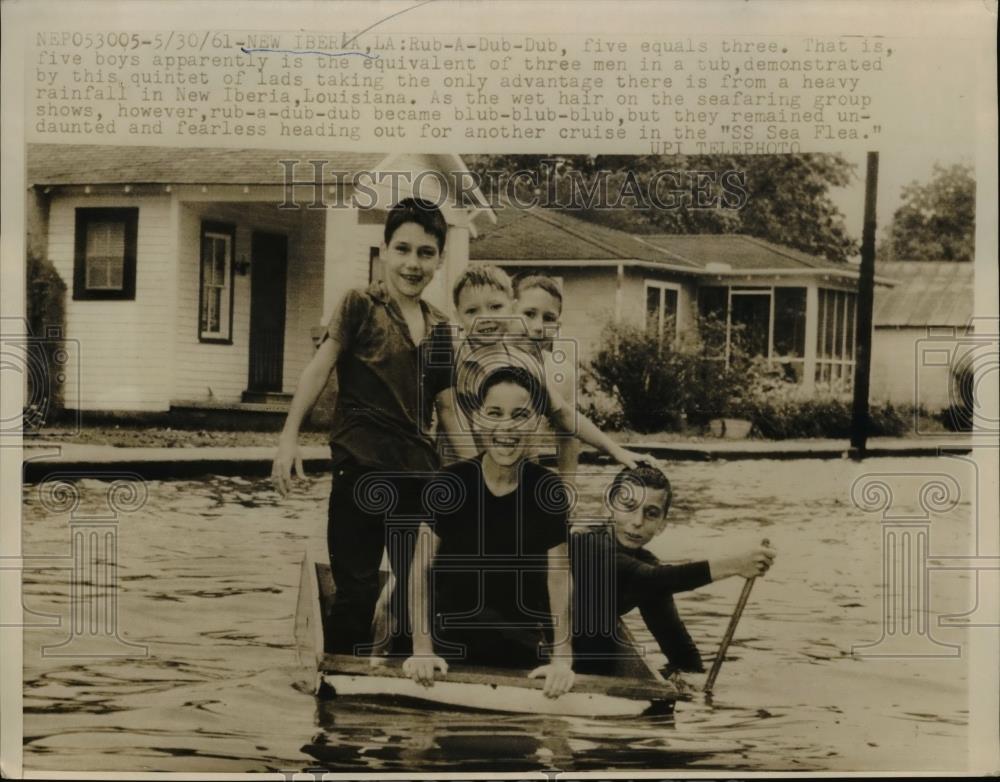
left=294, top=552, right=684, bottom=717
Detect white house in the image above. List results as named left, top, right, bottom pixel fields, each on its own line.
left=26, top=144, right=491, bottom=413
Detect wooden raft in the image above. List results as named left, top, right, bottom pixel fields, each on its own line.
left=294, top=553, right=683, bottom=717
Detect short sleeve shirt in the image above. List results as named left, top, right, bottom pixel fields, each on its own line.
left=324, top=282, right=454, bottom=472
left=430, top=457, right=570, bottom=627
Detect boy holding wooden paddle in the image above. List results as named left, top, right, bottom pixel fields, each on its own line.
left=572, top=464, right=776, bottom=678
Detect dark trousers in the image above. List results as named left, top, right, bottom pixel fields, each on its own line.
left=326, top=462, right=424, bottom=656
left=434, top=609, right=547, bottom=669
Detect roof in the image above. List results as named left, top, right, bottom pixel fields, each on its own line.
left=27, top=144, right=385, bottom=185
left=873, top=261, right=974, bottom=327
left=469, top=206, right=850, bottom=275
left=639, top=233, right=846, bottom=272
left=469, top=206, right=701, bottom=269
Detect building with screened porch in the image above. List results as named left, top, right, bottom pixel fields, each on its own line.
left=469, top=205, right=892, bottom=395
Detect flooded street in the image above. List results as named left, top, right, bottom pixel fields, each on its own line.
left=21, top=456, right=977, bottom=773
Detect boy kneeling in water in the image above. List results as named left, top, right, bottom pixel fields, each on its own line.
left=573, top=465, right=776, bottom=678
left=404, top=365, right=575, bottom=699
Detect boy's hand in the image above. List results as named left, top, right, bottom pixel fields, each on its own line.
left=271, top=438, right=305, bottom=498
left=402, top=654, right=449, bottom=687
left=710, top=543, right=776, bottom=581
left=528, top=660, right=575, bottom=699
left=732, top=544, right=776, bottom=579
left=610, top=445, right=651, bottom=470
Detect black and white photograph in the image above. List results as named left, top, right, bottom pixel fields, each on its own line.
left=2, top=0, right=998, bottom=778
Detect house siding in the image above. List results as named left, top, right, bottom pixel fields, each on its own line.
left=47, top=194, right=175, bottom=411
left=871, top=326, right=952, bottom=409
left=174, top=202, right=326, bottom=403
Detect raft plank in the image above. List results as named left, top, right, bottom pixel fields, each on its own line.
left=318, top=653, right=682, bottom=702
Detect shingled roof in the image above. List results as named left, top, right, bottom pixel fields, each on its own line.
left=469, top=206, right=701, bottom=269
left=26, top=143, right=384, bottom=185
left=638, top=233, right=846, bottom=271
left=470, top=205, right=850, bottom=275
left=873, top=261, right=974, bottom=327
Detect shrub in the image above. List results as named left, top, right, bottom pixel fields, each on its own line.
left=939, top=360, right=975, bottom=432
left=587, top=312, right=915, bottom=439
left=25, top=253, right=67, bottom=426
left=577, top=374, right=627, bottom=432
left=740, top=375, right=912, bottom=438
left=587, top=315, right=754, bottom=433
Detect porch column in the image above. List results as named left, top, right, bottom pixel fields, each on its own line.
left=322, top=206, right=360, bottom=324
left=424, top=212, right=470, bottom=317
left=803, top=283, right=819, bottom=391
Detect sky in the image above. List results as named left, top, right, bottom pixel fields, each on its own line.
left=825, top=33, right=982, bottom=258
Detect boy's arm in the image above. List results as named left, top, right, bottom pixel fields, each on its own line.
left=435, top=389, right=480, bottom=460
left=623, top=543, right=776, bottom=597
left=550, top=358, right=582, bottom=482
left=546, top=386, right=645, bottom=469
left=528, top=542, right=575, bottom=698
left=272, top=334, right=340, bottom=496
left=403, top=523, right=448, bottom=686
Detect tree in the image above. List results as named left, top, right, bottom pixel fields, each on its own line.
left=465, top=153, right=859, bottom=263
left=878, top=162, right=975, bottom=261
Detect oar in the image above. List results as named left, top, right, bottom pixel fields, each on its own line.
left=703, top=538, right=769, bottom=694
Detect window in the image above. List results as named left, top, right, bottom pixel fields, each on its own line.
left=772, top=287, right=807, bottom=382
left=730, top=289, right=771, bottom=358
left=697, top=284, right=808, bottom=381
left=73, top=208, right=138, bottom=300
left=199, top=222, right=236, bottom=343
left=644, top=281, right=680, bottom=343
left=815, top=288, right=857, bottom=390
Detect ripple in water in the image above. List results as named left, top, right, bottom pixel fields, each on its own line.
left=22, top=458, right=973, bottom=772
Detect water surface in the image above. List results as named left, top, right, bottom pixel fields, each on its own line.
left=22, top=457, right=976, bottom=772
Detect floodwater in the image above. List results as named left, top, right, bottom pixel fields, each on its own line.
left=21, top=456, right=980, bottom=773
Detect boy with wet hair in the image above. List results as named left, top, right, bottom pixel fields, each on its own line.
left=573, top=464, right=776, bottom=676
left=272, top=197, right=458, bottom=656
left=512, top=273, right=582, bottom=484
left=405, top=364, right=575, bottom=698
left=439, top=264, right=645, bottom=470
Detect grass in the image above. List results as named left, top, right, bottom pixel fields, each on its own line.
left=32, top=424, right=330, bottom=449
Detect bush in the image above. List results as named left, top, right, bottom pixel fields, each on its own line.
left=577, top=375, right=627, bottom=431
left=25, top=253, right=67, bottom=426
left=588, top=312, right=915, bottom=439
left=939, top=360, right=975, bottom=432
left=587, top=315, right=753, bottom=433
left=739, top=373, right=913, bottom=438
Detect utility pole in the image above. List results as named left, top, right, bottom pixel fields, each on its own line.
left=850, top=151, right=879, bottom=455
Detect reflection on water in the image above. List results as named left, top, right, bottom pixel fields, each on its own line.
left=22, top=459, right=974, bottom=772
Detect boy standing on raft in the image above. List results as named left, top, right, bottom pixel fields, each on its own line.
left=272, top=198, right=457, bottom=656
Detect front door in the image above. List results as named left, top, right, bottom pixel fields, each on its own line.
left=248, top=232, right=287, bottom=392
